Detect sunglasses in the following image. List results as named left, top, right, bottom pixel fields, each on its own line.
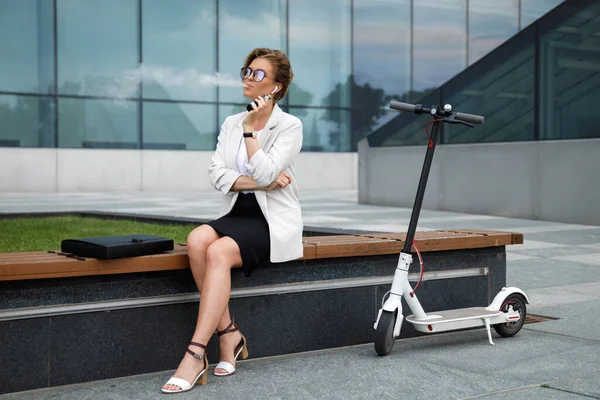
left=240, top=67, right=267, bottom=82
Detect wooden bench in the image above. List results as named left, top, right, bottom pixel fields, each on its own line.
left=0, top=228, right=522, bottom=395
left=0, top=230, right=522, bottom=281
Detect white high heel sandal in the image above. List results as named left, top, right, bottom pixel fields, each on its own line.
left=214, top=322, right=249, bottom=377
left=162, top=341, right=208, bottom=394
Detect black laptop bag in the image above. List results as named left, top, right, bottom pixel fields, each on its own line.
left=61, top=234, right=174, bottom=259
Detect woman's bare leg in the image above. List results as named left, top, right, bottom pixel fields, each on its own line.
left=187, top=225, right=235, bottom=331
left=163, top=233, right=242, bottom=391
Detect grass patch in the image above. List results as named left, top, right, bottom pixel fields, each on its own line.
left=0, top=216, right=198, bottom=253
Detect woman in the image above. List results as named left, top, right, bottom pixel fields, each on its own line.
left=162, top=48, right=303, bottom=394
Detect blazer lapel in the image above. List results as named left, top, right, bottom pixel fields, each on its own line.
left=226, top=104, right=283, bottom=169
left=226, top=118, right=244, bottom=169
left=258, top=104, right=283, bottom=149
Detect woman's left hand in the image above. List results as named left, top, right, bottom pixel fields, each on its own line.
left=242, top=95, right=271, bottom=132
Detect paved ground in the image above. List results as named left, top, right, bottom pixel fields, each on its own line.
left=1, top=190, right=599, bottom=399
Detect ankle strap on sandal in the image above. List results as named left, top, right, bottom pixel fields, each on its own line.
left=216, top=321, right=239, bottom=337
left=186, top=341, right=206, bottom=360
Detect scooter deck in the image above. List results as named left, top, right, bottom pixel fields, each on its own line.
left=406, top=307, right=507, bottom=345
left=406, top=307, right=501, bottom=325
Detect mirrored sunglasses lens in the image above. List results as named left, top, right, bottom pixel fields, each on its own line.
left=240, top=67, right=251, bottom=79
left=254, top=70, right=266, bottom=82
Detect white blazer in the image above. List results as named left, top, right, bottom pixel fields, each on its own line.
left=208, top=104, right=304, bottom=263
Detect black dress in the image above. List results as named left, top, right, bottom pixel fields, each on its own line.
left=206, top=192, right=270, bottom=277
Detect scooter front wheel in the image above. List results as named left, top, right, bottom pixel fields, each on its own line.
left=374, top=310, right=397, bottom=356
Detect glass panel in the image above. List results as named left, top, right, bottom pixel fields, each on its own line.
left=218, top=0, right=287, bottom=104
left=539, top=1, right=600, bottom=140
left=288, top=0, right=351, bottom=107
left=0, top=94, right=55, bottom=147
left=444, top=40, right=535, bottom=144
left=368, top=90, right=441, bottom=147
left=143, top=102, right=216, bottom=150
left=218, top=104, right=244, bottom=129
left=349, top=78, right=390, bottom=149
left=57, top=0, right=138, bottom=97
left=413, top=0, right=467, bottom=97
left=289, top=107, right=351, bottom=152
left=468, top=0, right=519, bottom=65
left=353, top=0, right=411, bottom=145
left=353, top=0, right=411, bottom=100
left=219, top=105, right=350, bottom=151
left=142, top=0, right=216, bottom=102
left=521, top=0, right=563, bottom=28
left=58, top=98, right=138, bottom=148
left=0, top=0, right=54, bottom=94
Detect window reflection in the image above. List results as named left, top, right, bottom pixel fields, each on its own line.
left=413, top=0, right=467, bottom=96
left=288, top=0, right=351, bottom=107
left=369, top=90, right=441, bottom=147
left=218, top=104, right=245, bottom=129
left=218, top=0, right=287, bottom=104
left=143, top=102, right=216, bottom=150
left=142, top=0, right=216, bottom=102
left=521, top=0, right=563, bottom=28
left=353, top=0, right=410, bottom=100
left=445, top=42, right=535, bottom=144
left=353, top=0, right=411, bottom=142
left=468, top=0, right=519, bottom=65
left=289, top=107, right=351, bottom=152
left=539, top=0, right=600, bottom=140
left=0, top=0, right=54, bottom=94
left=57, top=0, right=138, bottom=97
left=58, top=98, right=138, bottom=148
left=0, top=95, right=55, bottom=147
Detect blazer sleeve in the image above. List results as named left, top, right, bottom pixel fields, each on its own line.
left=245, top=116, right=303, bottom=188
left=208, top=117, right=242, bottom=195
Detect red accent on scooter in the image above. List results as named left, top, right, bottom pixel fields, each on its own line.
left=410, top=240, right=425, bottom=297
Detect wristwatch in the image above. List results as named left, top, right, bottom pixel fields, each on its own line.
left=243, top=131, right=257, bottom=139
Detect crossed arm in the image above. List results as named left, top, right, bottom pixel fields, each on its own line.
left=208, top=116, right=302, bottom=194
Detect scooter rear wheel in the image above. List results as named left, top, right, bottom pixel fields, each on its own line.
left=493, top=293, right=527, bottom=337
left=374, top=310, right=397, bottom=356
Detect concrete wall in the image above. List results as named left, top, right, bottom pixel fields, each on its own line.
left=358, top=138, right=600, bottom=225
left=0, top=149, right=357, bottom=192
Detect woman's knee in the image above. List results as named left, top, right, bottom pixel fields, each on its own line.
left=187, top=225, right=219, bottom=255
left=206, top=238, right=242, bottom=270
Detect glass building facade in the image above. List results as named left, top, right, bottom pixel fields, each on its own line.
left=368, top=0, right=600, bottom=147
left=0, top=0, right=568, bottom=152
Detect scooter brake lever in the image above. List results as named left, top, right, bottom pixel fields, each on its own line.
left=443, top=115, right=474, bottom=128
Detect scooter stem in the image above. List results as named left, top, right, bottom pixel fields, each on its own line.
left=403, top=120, right=441, bottom=252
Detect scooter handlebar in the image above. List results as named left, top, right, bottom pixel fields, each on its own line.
left=389, top=101, right=416, bottom=113
left=389, top=101, right=485, bottom=125
left=455, top=112, right=485, bottom=125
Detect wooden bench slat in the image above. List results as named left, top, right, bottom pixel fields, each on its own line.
left=0, top=229, right=521, bottom=281
left=511, top=232, right=524, bottom=244
left=358, top=231, right=516, bottom=253
left=315, top=240, right=401, bottom=258
left=0, top=255, right=67, bottom=263
left=299, top=243, right=317, bottom=260
left=0, top=253, right=191, bottom=281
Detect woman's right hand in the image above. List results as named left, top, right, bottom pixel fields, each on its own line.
left=264, top=172, right=292, bottom=190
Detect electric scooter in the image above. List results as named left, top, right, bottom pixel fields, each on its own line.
left=373, top=101, right=529, bottom=356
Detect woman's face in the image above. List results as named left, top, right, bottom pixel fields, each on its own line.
left=242, top=57, right=278, bottom=100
